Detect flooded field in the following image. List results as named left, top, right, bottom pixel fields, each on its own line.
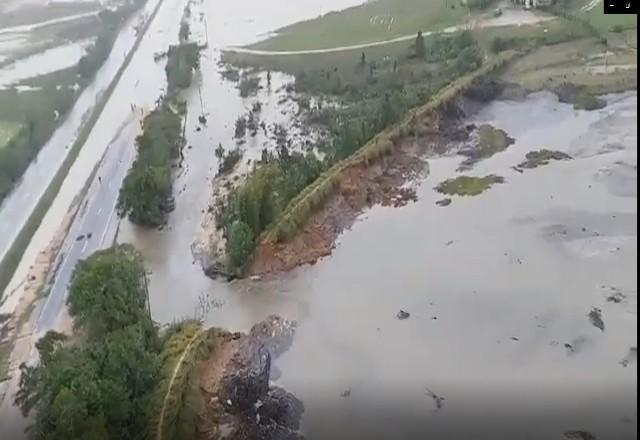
left=1, top=0, right=634, bottom=437
left=0, top=39, right=93, bottom=87
left=128, top=81, right=636, bottom=437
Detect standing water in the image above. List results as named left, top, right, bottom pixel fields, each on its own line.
left=116, top=2, right=636, bottom=439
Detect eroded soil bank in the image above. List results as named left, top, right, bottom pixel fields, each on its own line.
left=247, top=102, right=473, bottom=277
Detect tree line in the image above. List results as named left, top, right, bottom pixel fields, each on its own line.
left=15, top=245, right=162, bottom=440
left=118, top=41, right=200, bottom=226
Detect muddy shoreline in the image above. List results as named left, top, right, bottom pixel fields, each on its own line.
left=247, top=102, right=473, bottom=277
left=194, top=68, right=637, bottom=280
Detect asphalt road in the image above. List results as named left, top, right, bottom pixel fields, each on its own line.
left=35, top=115, right=139, bottom=335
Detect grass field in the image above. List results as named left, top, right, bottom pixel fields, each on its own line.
left=249, top=0, right=473, bottom=51
left=225, top=17, right=584, bottom=76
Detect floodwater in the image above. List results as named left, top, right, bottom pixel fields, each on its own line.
left=126, top=64, right=637, bottom=438
left=4, top=0, right=634, bottom=436
left=0, top=39, right=93, bottom=87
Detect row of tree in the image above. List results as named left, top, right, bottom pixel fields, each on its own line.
left=165, top=42, right=201, bottom=97
left=117, top=104, right=182, bottom=226
left=118, top=35, right=201, bottom=226
left=221, top=147, right=324, bottom=271
left=15, top=245, right=162, bottom=440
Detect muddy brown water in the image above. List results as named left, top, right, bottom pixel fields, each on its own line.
left=115, top=3, right=636, bottom=439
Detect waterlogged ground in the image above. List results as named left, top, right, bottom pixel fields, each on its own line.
left=0, top=39, right=93, bottom=87
left=129, top=88, right=636, bottom=438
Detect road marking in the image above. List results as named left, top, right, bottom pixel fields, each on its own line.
left=81, top=239, right=89, bottom=254
left=36, top=242, right=74, bottom=329
left=100, top=208, right=116, bottom=247
left=97, top=207, right=103, bottom=216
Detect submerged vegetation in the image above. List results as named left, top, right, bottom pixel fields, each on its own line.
left=435, top=175, right=505, bottom=196
left=459, top=124, right=514, bottom=169
left=518, top=149, right=572, bottom=169
left=165, top=42, right=201, bottom=96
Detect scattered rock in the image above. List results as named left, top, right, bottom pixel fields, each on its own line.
left=258, top=387, right=304, bottom=430
left=605, top=288, right=626, bottom=303
left=588, top=308, right=605, bottom=331
left=212, top=316, right=304, bottom=440
left=396, top=310, right=410, bottom=320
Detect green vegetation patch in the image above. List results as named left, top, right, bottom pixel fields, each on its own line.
left=118, top=105, right=182, bottom=227
left=435, top=174, right=505, bottom=196
left=0, top=121, right=21, bottom=150
left=518, top=149, right=572, bottom=169
left=15, top=245, right=163, bottom=439
left=459, top=124, right=514, bottom=169
left=149, top=321, right=214, bottom=440
left=119, top=37, right=200, bottom=227
left=554, top=82, right=606, bottom=110
left=220, top=149, right=324, bottom=273
left=165, top=42, right=200, bottom=96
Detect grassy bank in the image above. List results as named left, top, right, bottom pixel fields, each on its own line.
left=0, top=0, right=166, bottom=301
left=248, top=0, right=482, bottom=51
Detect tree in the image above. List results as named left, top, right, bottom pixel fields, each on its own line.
left=16, top=246, right=161, bottom=440
left=414, top=31, right=426, bottom=59
left=227, top=221, right=255, bottom=269
left=67, top=245, right=149, bottom=338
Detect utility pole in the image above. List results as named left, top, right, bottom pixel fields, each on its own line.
left=204, top=18, right=209, bottom=46
left=198, top=85, right=204, bottom=115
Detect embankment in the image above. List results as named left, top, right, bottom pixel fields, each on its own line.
left=246, top=51, right=518, bottom=276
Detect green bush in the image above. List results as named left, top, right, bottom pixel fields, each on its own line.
left=227, top=221, right=255, bottom=270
